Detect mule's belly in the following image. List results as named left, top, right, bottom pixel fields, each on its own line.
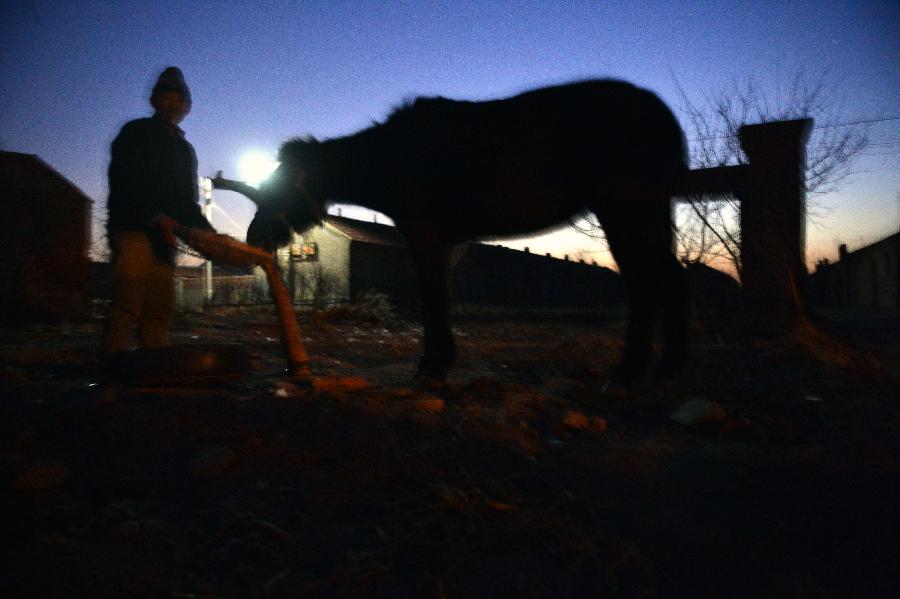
left=467, top=182, right=582, bottom=237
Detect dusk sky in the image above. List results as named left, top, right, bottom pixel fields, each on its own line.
left=1, top=0, right=898, bottom=270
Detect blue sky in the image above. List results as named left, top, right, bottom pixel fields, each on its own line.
left=1, top=0, right=898, bottom=267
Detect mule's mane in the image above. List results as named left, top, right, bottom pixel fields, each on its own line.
left=280, top=81, right=639, bottom=161
left=278, top=135, right=319, bottom=163
left=384, top=96, right=466, bottom=127
left=279, top=95, right=470, bottom=164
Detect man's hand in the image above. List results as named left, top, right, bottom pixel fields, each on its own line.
left=210, top=170, right=226, bottom=189
left=149, top=214, right=179, bottom=247
left=208, top=171, right=264, bottom=206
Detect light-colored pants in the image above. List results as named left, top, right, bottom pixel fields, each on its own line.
left=101, top=231, right=175, bottom=352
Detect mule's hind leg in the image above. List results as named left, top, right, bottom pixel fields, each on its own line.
left=656, top=251, right=689, bottom=381
left=405, top=224, right=456, bottom=381
left=640, top=189, right=689, bottom=382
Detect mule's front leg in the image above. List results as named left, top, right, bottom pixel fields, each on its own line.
left=597, top=199, right=663, bottom=387
left=407, top=228, right=456, bottom=382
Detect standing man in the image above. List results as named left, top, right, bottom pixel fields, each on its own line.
left=100, top=67, right=214, bottom=358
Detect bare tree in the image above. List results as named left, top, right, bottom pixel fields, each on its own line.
left=674, top=71, right=869, bottom=277
left=571, top=72, right=869, bottom=277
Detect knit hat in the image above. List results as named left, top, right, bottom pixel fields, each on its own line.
left=151, top=67, right=191, bottom=105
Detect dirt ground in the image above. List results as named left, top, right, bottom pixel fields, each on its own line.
left=1, top=303, right=898, bottom=598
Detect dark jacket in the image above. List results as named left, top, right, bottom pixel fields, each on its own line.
left=106, top=116, right=213, bottom=242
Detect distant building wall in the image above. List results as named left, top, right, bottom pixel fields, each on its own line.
left=175, top=275, right=265, bottom=307
left=451, top=244, right=624, bottom=307
left=289, top=224, right=351, bottom=306
left=809, top=233, right=900, bottom=312
left=271, top=230, right=626, bottom=310
left=350, top=242, right=418, bottom=304
left=269, top=232, right=625, bottom=309
left=96, top=217, right=627, bottom=311
left=92, top=262, right=265, bottom=309
left=685, top=262, right=742, bottom=318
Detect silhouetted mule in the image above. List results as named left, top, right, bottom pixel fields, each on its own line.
left=248, top=79, right=689, bottom=385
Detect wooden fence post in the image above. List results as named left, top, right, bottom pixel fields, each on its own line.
left=738, top=118, right=813, bottom=332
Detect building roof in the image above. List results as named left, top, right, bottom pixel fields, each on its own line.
left=856, top=230, right=900, bottom=253
left=814, top=230, right=899, bottom=273
left=325, top=214, right=406, bottom=246
left=0, top=151, right=92, bottom=206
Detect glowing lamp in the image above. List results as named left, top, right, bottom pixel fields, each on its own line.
left=238, top=151, right=279, bottom=187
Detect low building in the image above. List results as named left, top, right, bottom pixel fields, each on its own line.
left=274, top=215, right=418, bottom=307
left=90, top=261, right=261, bottom=309
left=451, top=244, right=623, bottom=307
left=97, top=215, right=624, bottom=311
left=684, top=262, right=742, bottom=318
left=280, top=215, right=623, bottom=308
left=0, top=151, right=91, bottom=322
left=173, top=265, right=262, bottom=307
left=808, top=232, right=900, bottom=312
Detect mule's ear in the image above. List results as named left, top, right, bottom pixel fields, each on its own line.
left=269, top=214, right=292, bottom=248
left=246, top=216, right=274, bottom=252
left=284, top=185, right=323, bottom=233
left=246, top=213, right=291, bottom=252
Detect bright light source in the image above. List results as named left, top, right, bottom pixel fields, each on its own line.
left=238, top=151, right=279, bottom=187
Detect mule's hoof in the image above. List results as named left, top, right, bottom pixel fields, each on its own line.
left=652, top=372, right=680, bottom=393
left=608, top=359, right=650, bottom=386
left=413, top=361, right=449, bottom=389
left=91, top=382, right=121, bottom=406
left=654, top=362, right=684, bottom=380
left=600, top=377, right=633, bottom=400
left=413, top=373, right=447, bottom=391
left=283, top=364, right=314, bottom=385
left=415, top=356, right=452, bottom=385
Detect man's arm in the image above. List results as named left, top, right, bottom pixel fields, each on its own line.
left=211, top=171, right=264, bottom=205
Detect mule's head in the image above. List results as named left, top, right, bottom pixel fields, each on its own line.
left=246, top=137, right=325, bottom=251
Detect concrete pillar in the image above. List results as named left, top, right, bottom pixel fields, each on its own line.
left=738, top=118, right=812, bottom=331
left=174, top=277, right=184, bottom=307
